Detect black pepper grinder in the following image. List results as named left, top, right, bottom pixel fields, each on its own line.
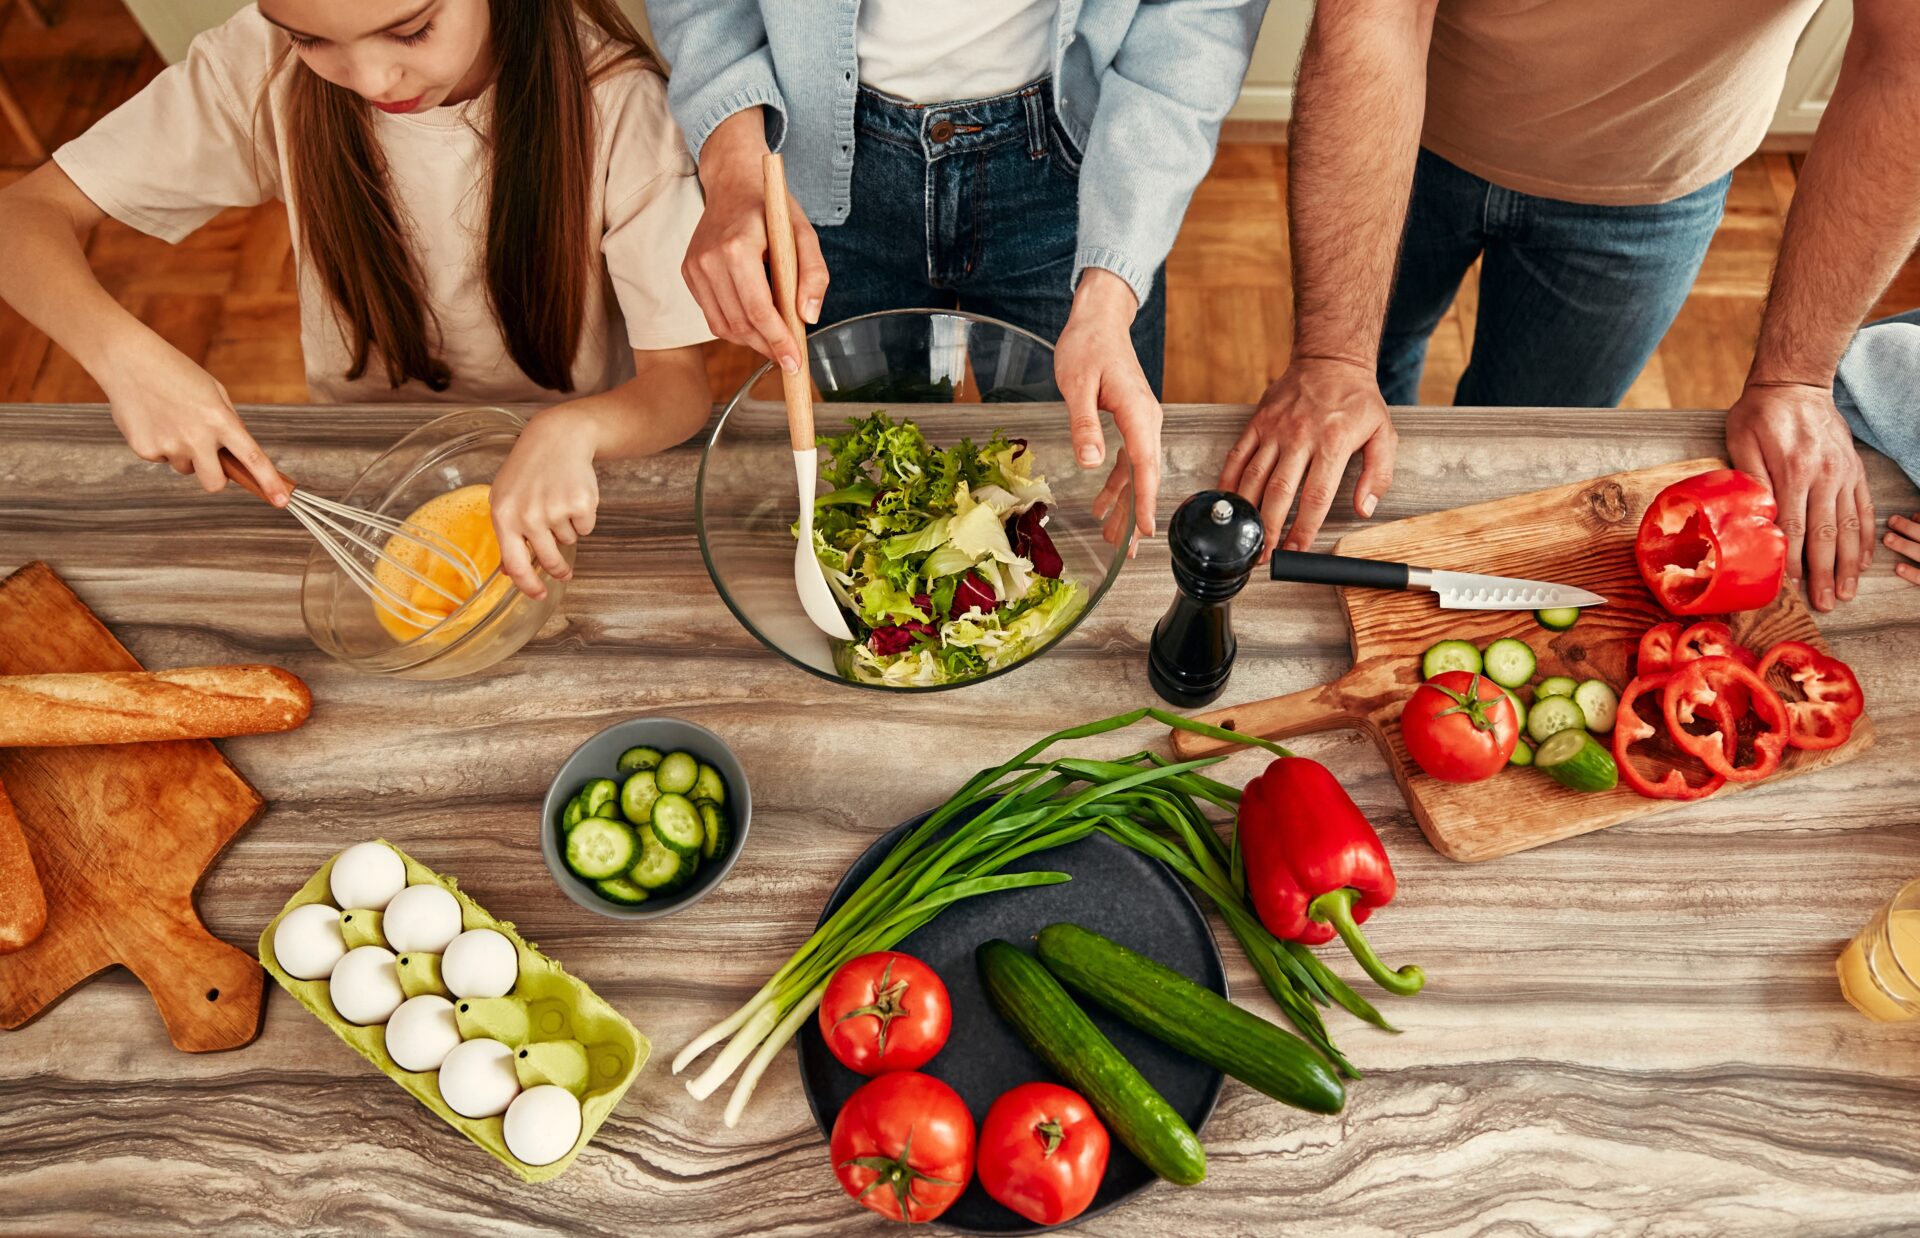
left=1148, top=490, right=1265, bottom=708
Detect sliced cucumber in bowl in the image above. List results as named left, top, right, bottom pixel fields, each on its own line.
left=565, top=817, right=637, bottom=881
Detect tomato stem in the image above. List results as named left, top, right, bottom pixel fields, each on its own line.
left=834, top=956, right=911, bottom=1058
left=841, top=1127, right=961, bottom=1223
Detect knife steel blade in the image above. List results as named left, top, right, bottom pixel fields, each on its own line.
left=1414, top=567, right=1607, bottom=611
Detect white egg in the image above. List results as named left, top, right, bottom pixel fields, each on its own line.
left=384, top=994, right=462, bottom=1073
left=328, top=945, right=405, bottom=1025
left=503, top=1084, right=584, bottom=1167
left=442, top=928, right=518, bottom=999
left=329, top=842, right=407, bottom=912
left=383, top=884, right=463, bottom=954
left=437, top=1037, right=520, bottom=1118
left=272, top=903, right=347, bottom=980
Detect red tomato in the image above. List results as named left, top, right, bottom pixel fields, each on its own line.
left=819, top=951, right=952, bottom=1075
left=978, top=1083, right=1110, bottom=1226
left=1401, top=671, right=1519, bottom=782
left=830, top=1071, right=975, bottom=1224
left=1756, top=639, right=1865, bottom=750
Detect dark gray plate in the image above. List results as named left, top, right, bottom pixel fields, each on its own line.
left=798, top=804, right=1226, bottom=1234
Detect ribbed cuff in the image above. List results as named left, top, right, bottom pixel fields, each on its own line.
left=685, top=85, right=789, bottom=161
left=1072, top=246, right=1154, bottom=308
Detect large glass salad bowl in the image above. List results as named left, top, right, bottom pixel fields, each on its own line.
left=698, top=310, right=1129, bottom=691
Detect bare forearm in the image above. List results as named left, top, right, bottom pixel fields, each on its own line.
left=549, top=347, right=711, bottom=460
left=1751, top=17, right=1920, bottom=387
left=0, top=194, right=152, bottom=383
left=697, top=107, right=771, bottom=197
left=1287, top=0, right=1437, bottom=365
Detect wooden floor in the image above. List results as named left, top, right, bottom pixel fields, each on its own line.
left=5, top=0, right=1920, bottom=409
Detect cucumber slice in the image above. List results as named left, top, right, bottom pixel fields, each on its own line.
left=560, top=796, right=586, bottom=831
left=629, top=826, right=688, bottom=891
left=1535, top=607, right=1581, bottom=632
left=1500, top=687, right=1528, bottom=735
left=1526, top=694, right=1587, bottom=745
left=594, top=876, right=650, bottom=906
left=616, top=745, right=663, bottom=774
left=1535, top=729, right=1619, bottom=792
left=699, top=800, right=731, bottom=861
left=1508, top=738, right=1535, bottom=768
left=1420, top=639, right=1482, bottom=680
left=691, top=762, right=727, bottom=807
left=1536, top=676, right=1578, bottom=700
left=1481, top=638, right=1537, bottom=689
left=1572, top=679, right=1619, bottom=734
left=592, top=799, right=621, bottom=819
left=620, top=769, right=661, bottom=824
left=650, top=792, right=704, bottom=857
left=579, top=778, right=618, bottom=819
left=655, top=751, right=698, bottom=795
left=564, top=817, right=637, bottom=881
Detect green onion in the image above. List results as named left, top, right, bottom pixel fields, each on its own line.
left=674, top=708, right=1393, bottom=1123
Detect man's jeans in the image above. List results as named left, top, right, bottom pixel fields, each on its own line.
left=1380, top=148, right=1732, bottom=407
left=816, top=80, right=1169, bottom=394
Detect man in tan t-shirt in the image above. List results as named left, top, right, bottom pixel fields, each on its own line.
left=1220, top=0, right=1920, bottom=614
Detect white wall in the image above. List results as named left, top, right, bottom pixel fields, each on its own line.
left=120, top=0, right=1841, bottom=131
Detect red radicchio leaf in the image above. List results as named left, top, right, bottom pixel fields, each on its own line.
left=868, top=621, right=936, bottom=656
left=1006, top=503, right=1064, bottom=579
left=951, top=572, right=997, bottom=618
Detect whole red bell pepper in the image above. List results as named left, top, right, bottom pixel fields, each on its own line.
left=1755, top=639, right=1865, bottom=750
left=1635, top=469, right=1787, bottom=615
left=1612, top=671, right=1729, bottom=801
left=1236, top=756, right=1424, bottom=996
left=1662, top=655, right=1790, bottom=782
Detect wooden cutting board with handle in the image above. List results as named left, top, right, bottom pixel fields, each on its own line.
left=1171, top=459, right=1875, bottom=862
left=0, top=561, right=266, bottom=1050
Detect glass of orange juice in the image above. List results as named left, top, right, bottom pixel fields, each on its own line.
left=1838, top=878, right=1920, bottom=1021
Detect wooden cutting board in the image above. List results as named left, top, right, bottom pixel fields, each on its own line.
left=1171, top=459, right=1876, bottom=862
left=0, top=562, right=266, bottom=1050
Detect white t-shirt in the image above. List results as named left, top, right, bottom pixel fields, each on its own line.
left=856, top=0, right=1057, bottom=105
left=54, top=5, right=712, bottom=404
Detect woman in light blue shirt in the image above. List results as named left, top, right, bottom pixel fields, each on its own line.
left=650, top=0, right=1268, bottom=548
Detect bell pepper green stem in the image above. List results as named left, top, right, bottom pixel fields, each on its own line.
left=1307, top=887, right=1426, bottom=997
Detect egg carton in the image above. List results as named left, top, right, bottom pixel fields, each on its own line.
left=257, top=840, right=648, bottom=1183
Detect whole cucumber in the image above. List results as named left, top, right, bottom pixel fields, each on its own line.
left=1035, top=923, right=1346, bottom=1115
left=976, top=939, right=1207, bottom=1186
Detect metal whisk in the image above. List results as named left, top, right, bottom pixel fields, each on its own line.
left=219, top=450, right=485, bottom=630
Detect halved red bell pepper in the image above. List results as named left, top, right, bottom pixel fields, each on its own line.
left=1662, top=656, right=1790, bottom=783
left=1613, top=672, right=1729, bottom=801
left=1635, top=469, right=1787, bottom=615
left=1755, top=640, right=1865, bottom=750
left=1237, top=756, right=1424, bottom=996
left=1636, top=622, right=1684, bottom=675
left=1673, top=620, right=1759, bottom=713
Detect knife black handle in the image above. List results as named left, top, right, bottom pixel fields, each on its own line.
left=1268, top=550, right=1412, bottom=591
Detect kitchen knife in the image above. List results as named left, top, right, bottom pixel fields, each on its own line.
left=1268, top=550, right=1606, bottom=610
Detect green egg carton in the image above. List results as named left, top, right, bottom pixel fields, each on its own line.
left=257, top=840, right=648, bottom=1183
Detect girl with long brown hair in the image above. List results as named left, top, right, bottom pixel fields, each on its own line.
left=0, top=0, right=712, bottom=598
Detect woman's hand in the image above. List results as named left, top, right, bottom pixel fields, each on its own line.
left=490, top=405, right=600, bottom=600
left=99, top=329, right=288, bottom=504
left=681, top=109, right=828, bottom=374
left=1060, top=269, right=1162, bottom=554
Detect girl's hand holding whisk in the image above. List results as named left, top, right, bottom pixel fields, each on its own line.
left=103, top=329, right=290, bottom=506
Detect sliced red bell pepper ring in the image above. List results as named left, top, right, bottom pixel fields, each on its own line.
left=1613, top=672, right=1729, bottom=801
left=1635, top=469, right=1787, bottom=615
left=1673, top=620, right=1759, bottom=713
left=1755, top=639, right=1865, bottom=751
left=1662, top=656, right=1790, bottom=783
left=1636, top=622, right=1684, bottom=676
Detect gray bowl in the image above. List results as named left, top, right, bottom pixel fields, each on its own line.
left=539, top=717, right=752, bottom=920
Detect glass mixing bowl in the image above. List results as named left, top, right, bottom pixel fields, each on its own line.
left=697, top=309, right=1129, bottom=691
left=301, top=407, right=573, bottom=679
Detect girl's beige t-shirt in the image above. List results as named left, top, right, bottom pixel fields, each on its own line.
left=53, top=5, right=711, bottom=404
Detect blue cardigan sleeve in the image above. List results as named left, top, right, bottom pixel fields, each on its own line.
left=647, top=0, right=790, bottom=159
left=1074, top=0, right=1270, bottom=304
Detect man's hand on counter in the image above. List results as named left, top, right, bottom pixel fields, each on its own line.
left=1725, top=381, right=1875, bottom=612
left=1222, top=356, right=1396, bottom=557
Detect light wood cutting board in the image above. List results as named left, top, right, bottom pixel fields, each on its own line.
left=1171, top=459, right=1875, bottom=862
left=0, top=561, right=266, bottom=1050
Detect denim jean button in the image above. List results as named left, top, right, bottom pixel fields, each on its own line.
left=929, top=119, right=955, bottom=143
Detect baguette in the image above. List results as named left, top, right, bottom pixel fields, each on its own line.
left=0, top=666, right=313, bottom=747
left=0, top=777, right=46, bottom=952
